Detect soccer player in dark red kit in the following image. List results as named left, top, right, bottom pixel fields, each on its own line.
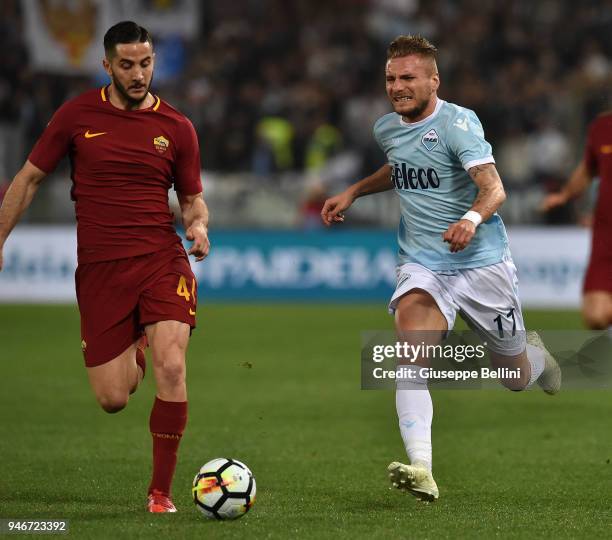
left=0, top=21, right=209, bottom=513
left=543, top=112, right=612, bottom=330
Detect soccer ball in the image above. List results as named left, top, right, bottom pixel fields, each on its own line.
left=192, top=458, right=256, bottom=520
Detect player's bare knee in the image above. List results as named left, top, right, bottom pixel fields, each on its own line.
left=96, top=387, right=130, bottom=414
left=97, top=392, right=129, bottom=413
left=101, top=402, right=126, bottom=414
left=395, top=309, right=423, bottom=331
left=156, top=358, right=186, bottom=387
left=582, top=309, right=610, bottom=330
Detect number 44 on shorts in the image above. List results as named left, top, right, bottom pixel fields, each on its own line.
left=176, top=275, right=197, bottom=315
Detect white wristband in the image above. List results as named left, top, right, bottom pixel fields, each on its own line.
left=461, top=210, right=482, bottom=226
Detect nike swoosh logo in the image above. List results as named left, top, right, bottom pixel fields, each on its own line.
left=402, top=420, right=416, bottom=429
left=84, top=130, right=108, bottom=138
left=189, top=309, right=196, bottom=316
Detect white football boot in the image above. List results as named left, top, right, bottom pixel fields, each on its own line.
left=527, top=331, right=562, bottom=395
left=388, top=461, right=439, bottom=502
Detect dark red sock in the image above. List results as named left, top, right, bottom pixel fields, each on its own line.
left=148, top=397, right=188, bottom=497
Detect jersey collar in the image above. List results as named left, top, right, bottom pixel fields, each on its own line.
left=100, top=85, right=161, bottom=111
left=398, top=98, right=444, bottom=129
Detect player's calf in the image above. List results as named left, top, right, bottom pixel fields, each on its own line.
left=490, top=333, right=561, bottom=395
left=489, top=351, right=530, bottom=391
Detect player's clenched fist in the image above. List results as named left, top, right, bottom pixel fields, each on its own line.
left=320, top=191, right=354, bottom=226
left=442, top=219, right=476, bottom=253
left=186, top=223, right=210, bottom=261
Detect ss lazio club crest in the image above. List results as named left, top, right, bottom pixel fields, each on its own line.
left=153, top=135, right=170, bottom=154
left=421, top=128, right=439, bottom=151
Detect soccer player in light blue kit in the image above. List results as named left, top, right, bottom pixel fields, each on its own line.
left=321, top=36, right=561, bottom=502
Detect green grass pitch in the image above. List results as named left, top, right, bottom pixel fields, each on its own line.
left=0, top=305, right=610, bottom=539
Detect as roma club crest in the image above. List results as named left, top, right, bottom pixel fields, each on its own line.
left=153, top=135, right=170, bottom=154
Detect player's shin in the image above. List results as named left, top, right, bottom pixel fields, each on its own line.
left=396, top=368, right=433, bottom=471
left=148, top=397, right=188, bottom=497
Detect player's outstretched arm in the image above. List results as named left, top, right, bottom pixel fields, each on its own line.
left=0, top=160, right=47, bottom=271
left=541, top=160, right=592, bottom=212
left=321, top=164, right=393, bottom=226
left=443, top=163, right=506, bottom=253
left=178, top=192, right=210, bottom=262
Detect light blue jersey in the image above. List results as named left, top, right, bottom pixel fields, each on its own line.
left=373, top=99, right=509, bottom=271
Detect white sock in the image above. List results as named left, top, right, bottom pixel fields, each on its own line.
left=525, top=343, right=545, bottom=388
left=396, top=372, right=433, bottom=471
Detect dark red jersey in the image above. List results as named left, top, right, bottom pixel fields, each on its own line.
left=584, top=114, right=612, bottom=265
left=29, top=86, right=202, bottom=264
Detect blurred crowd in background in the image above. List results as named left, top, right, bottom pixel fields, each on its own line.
left=1, top=0, right=611, bottom=227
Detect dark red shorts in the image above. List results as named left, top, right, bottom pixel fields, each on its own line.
left=583, top=251, right=612, bottom=293
left=75, top=243, right=198, bottom=367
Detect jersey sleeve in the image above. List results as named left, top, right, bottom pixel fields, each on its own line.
left=583, top=120, right=598, bottom=175
left=173, top=118, right=202, bottom=195
left=446, top=109, right=495, bottom=171
left=28, top=102, right=74, bottom=173
left=372, top=116, right=389, bottom=154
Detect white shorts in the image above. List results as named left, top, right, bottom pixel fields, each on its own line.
left=388, top=260, right=526, bottom=356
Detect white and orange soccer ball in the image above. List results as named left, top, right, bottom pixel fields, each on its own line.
left=192, top=458, right=256, bottom=520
